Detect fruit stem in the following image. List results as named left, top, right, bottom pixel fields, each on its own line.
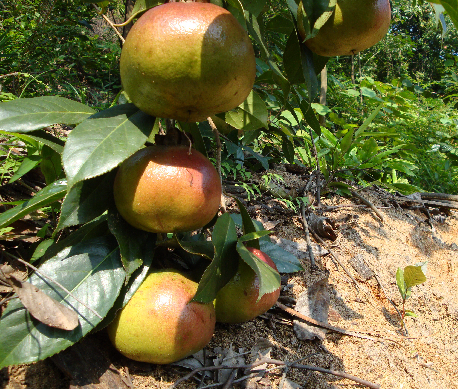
left=207, top=116, right=226, bottom=212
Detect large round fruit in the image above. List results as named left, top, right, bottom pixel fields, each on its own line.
left=302, top=0, right=391, bottom=57
left=214, top=247, right=281, bottom=323
left=113, top=145, right=222, bottom=233
left=107, top=270, right=216, bottom=364
left=120, top=2, right=256, bottom=122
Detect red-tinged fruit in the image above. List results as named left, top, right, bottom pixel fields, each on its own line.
left=113, top=145, right=222, bottom=233
left=302, top=0, right=391, bottom=57
left=107, top=270, right=216, bottom=364
left=214, top=247, right=281, bottom=323
left=120, top=2, right=256, bottom=122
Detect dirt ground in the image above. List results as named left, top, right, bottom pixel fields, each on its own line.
left=2, top=174, right=458, bottom=389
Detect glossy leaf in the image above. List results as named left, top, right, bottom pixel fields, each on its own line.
left=0, top=180, right=67, bottom=229
left=193, top=213, right=239, bottom=303
left=236, top=241, right=281, bottom=301
left=225, top=90, right=268, bottom=131
left=440, top=0, right=458, bottom=31
left=56, top=171, right=116, bottom=231
left=0, top=237, right=125, bottom=368
left=233, top=197, right=259, bottom=249
left=0, top=96, right=95, bottom=133
left=108, top=207, right=156, bottom=279
left=62, top=105, right=156, bottom=188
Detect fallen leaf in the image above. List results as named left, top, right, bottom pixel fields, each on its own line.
left=6, top=275, right=79, bottom=331
left=293, top=277, right=330, bottom=341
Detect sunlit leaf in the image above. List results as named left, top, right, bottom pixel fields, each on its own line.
left=0, top=237, right=125, bottom=368
left=0, top=96, right=95, bottom=133
left=0, top=180, right=67, bottom=229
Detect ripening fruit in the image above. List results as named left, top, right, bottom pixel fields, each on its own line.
left=214, top=247, right=281, bottom=323
left=120, top=2, right=256, bottom=122
left=113, top=145, right=222, bottom=233
left=107, top=270, right=216, bottom=364
left=302, top=0, right=391, bottom=57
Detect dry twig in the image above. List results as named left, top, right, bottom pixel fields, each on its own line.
left=170, top=356, right=381, bottom=389
left=350, top=190, right=384, bottom=222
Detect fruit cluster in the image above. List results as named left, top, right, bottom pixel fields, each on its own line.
left=108, top=1, right=280, bottom=365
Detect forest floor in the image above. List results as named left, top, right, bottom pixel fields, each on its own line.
left=1, top=166, right=458, bottom=389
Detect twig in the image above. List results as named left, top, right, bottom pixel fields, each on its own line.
left=276, top=302, right=402, bottom=344
left=171, top=357, right=381, bottom=389
left=350, top=190, right=384, bottom=222
left=9, top=254, right=103, bottom=320
left=207, top=117, right=226, bottom=213
left=309, top=230, right=360, bottom=291
left=92, top=4, right=125, bottom=44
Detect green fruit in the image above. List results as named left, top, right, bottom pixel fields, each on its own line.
left=107, top=270, right=216, bottom=364
left=302, top=0, right=391, bottom=57
left=120, top=2, right=256, bottom=122
left=214, top=247, right=281, bottom=323
left=113, top=145, right=222, bottom=233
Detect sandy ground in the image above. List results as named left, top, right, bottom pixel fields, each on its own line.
left=2, top=181, right=458, bottom=389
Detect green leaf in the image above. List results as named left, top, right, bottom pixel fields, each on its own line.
left=0, top=180, right=67, bottom=229
left=56, top=171, right=116, bottom=231
left=193, top=213, right=239, bottom=303
left=0, top=96, right=95, bottom=133
left=230, top=215, right=303, bottom=273
left=108, top=207, right=156, bottom=280
left=0, top=237, right=125, bottom=368
left=233, top=197, right=259, bottom=249
left=0, top=130, right=65, bottom=154
left=225, top=90, right=268, bottom=131
left=129, top=0, right=163, bottom=21
left=62, top=105, right=156, bottom=188
left=94, top=251, right=155, bottom=331
left=396, top=268, right=406, bottom=300
left=8, top=155, right=42, bottom=184
left=354, top=104, right=384, bottom=139
left=239, top=0, right=266, bottom=17
left=45, top=215, right=109, bottom=261
left=236, top=241, right=281, bottom=301
left=299, top=99, right=321, bottom=136
left=403, top=266, right=427, bottom=289
left=284, top=31, right=305, bottom=84
left=404, top=310, right=418, bottom=318
left=175, top=235, right=215, bottom=262
left=440, top=0, right=458, bottom=31
left=340, top=128, right=355, bottom=155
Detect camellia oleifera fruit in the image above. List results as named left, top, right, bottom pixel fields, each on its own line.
left=302, top=0, right=391, bottom=57
left=214, top=247, right=281, bottom=323
left=113, top=145, right=222, bottom=233
left=120, top=2, right=256, bottom=122
left=107, top=270, right=216, bottom=364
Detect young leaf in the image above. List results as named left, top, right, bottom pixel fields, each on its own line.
left=403, top=265, right=427, bottom=290
left=56, top=171, right=116, bottom=231
left=6, top=275, right=79, bottom=331
left=0, top=179, right=67, bottom=229
left=0, top=236, right=125, bottom=368
left=404, top=310, right=418, bottom=318
left=0, top=96, right=95, bottom=133
left=193, top=213, right=239, bottom=303
left=236, top=242, right=281, bottom=301
left=396, top=268, right=406, bottom=300
left=108, top=207, right=156, bottom=280
left=175, top=235, right=215, bottom=262
left=62, top=106, right=156, bottom=188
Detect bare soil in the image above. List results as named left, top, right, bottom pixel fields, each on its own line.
left=2, top=178, right=458, bottom=389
